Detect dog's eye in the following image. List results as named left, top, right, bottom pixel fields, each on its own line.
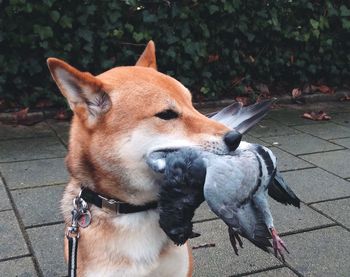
left=155, top=109, right=179, bottom=120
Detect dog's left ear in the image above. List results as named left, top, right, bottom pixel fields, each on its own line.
left=47, top=58, right=111, bottom=125
left=135, top=40, right=157, bottom=70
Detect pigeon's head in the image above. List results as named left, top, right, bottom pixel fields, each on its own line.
left=146, top=148, right=207, bottom=187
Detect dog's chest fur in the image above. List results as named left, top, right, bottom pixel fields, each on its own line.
left=62, top=185, right=190, bottom=277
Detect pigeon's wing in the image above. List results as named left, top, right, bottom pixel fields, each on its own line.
left=208, top=99, right=276, bottom=134
left=206, top=102, right=242, bottom=119
left=203, top=155, right=271, bottom=250
left=268, top=170, right=301, bottom=208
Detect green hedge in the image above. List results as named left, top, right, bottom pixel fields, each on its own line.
left=1, top=0, right=350, bottom=108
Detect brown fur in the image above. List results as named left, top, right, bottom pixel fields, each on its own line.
left=48, top=41, right=230, bottom=276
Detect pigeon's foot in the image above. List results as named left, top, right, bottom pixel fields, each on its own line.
left=270, top=227, right=289, bottom=261
left=228, top=227, right=243, bottom=255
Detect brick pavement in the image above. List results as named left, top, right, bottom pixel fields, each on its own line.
left=0, top=102, right=350, bottom=276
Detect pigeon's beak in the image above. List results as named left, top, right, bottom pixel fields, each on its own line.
left=146, top=151, right=168, bottom=173
left=146, top=148, right=182, bottom=173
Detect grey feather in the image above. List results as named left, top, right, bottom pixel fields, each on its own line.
left=208, top=98, right=276, bottom=133
left=202, top=144, right=276, bottom=252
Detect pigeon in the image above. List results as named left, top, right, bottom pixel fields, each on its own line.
left=153, top=149, right=207, bottom=245
left=207, top=98, right=300, bottom=211
left=147, top=144, right=300, bottom=260
left=201, top=142, right=299, bottom=260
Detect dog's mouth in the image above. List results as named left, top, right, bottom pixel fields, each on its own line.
left=146, top=148, right=182, bottom=173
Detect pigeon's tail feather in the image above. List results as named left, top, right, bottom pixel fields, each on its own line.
left=208, top=99, right=276, bottom=134
left=207, top=102, right=242, bottom=119
left=236, top=205, right=272, bottom=253
left=247, top=214, right=272, bottom=252
left=268, top=171, right=301, bottom=208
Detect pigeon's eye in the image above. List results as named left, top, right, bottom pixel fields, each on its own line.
left=155, top=109, right=179, bottom=120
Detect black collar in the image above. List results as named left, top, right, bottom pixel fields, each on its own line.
left=80, top=187, right=158, bottom=214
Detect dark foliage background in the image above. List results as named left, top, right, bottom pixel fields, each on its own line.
left=1, top=0, right=350, bottom=109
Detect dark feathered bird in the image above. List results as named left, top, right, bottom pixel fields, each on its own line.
left=148, top=144, right=300, bottom=260
left=157, top=149, right=206, bottom=245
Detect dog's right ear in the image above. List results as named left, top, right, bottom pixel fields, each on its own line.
left=47, top=58, right=111, bottom=125
left=135, top=40, right=157, bottom=70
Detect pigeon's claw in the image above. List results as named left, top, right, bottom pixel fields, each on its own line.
left=228, top=227, right=244, bottom=256
left=189, top=231, right=201, bottom=239
left=270, top=228, right=289, bottom=261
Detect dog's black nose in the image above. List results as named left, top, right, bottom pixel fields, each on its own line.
left=224, top=130, right=242, bottom=151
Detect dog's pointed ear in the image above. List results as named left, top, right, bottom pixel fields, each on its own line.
left=47, top=58, right=111, bottom=124
left=135, top=40, right=157, bottom=70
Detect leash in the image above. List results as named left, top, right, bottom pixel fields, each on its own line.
left=66, top=187, right=158, bottom=276
left=66, top=196, right=91, bottom=277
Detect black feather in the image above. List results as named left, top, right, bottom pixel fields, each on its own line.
left=158, top=149, right=206, bottom=245
left=255, top=145, right=275, bottom=176
left=268, top=171, right=301, bottom=208
left=234, top=207, right=272, bottom=253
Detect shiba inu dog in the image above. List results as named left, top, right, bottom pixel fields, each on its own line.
left=47, top=41, right=241, bottom=277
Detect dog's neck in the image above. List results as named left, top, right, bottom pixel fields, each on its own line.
left=66, top=118, right=160, bottom=205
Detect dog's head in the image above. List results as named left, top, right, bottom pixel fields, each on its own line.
left=47, top=41, right=240, bottom=204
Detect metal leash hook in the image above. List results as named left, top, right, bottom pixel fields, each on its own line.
left=66, top=196, right=90, bottom=277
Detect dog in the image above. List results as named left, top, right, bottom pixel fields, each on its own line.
left=47, top=41, right=241, bottom=277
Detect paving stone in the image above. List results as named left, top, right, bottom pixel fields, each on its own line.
left=0, top=210, right=29, bottom=259
left=322, top=101, right=350, bottom=112
left=27, top=223, right=66, bottom=277
left=329, top=137, right=350, bottom=148
left=46, top=119, right=70, bottom=146
left=248, top=119, right=300, bottom=138
left=281, top=168, right=350, bottom=203
left=12, top=185, right=65, bottom=227
left=193, top=202, right=217, bottom=222
left=312, top=198, right=350, bottom=229
left=270, top=201, right=331, bottom=234
left=0, top=257, right=38, bottom=277
left=283, top=226, right=350, bottom=276
left=269, top=109, right=327, bottom=126
left=300, top=149, right=350, bottom=178
left=194, top=199, right=330, bottom=235
left=330, top=112, right=350, bottom=128
left=262, top=133, right=342, bottom=155
left=244, top=134, right=271, bottom=146
left=0, top=122, right=54, bottom=140
left=192, top=220, right=281, bottom=277
left=294, top=122, right=350, bottom=140
left=46, top=119, right=71, bottom=134
left=247, top=267, right=297, bottom=277
left=0, top=158, right=68, bottom=189
left=58, top=131, right=69, bottom=146
left=0, top=137, right=66, bottom=162
left=269, top=147, right=313, bottom=171
left=283, top=101, right=350, bottom=113
left=0, top=178, right=11, bottom=211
